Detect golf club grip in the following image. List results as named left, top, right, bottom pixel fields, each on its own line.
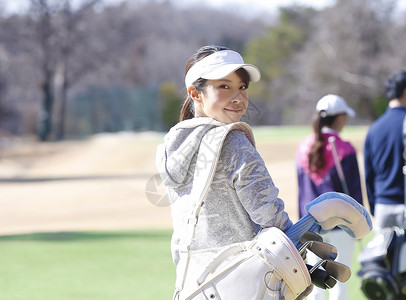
left=306, top=264, right=337, bottom=289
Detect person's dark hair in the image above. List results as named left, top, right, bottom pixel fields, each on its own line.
left=385, top=70, right=406, bottom=101
left=308, top=111, right=339, bottom=172
left=179, top=45, right=249, bottom=121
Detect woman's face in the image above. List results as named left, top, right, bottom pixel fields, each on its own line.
left=193, top=71, right=249, bottom=124
left=335, top=114, right=348, bottom=132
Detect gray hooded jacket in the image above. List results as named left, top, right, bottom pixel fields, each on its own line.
left=156, top=118, right=292, bottom=264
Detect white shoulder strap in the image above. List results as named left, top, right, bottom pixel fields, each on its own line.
left=189, top=122, right=254, bottom=223
left=174, top=122, right=255, bottom=295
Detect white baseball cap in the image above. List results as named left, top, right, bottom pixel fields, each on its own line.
left=185, top=50, right=261, bottom=88
left=316, top=94, right=356, bottom=117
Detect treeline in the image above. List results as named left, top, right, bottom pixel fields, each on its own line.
left=0, top=0, right=404, bottom=140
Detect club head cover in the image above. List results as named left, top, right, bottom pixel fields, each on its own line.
left=304, top=192, right=372, bottom=239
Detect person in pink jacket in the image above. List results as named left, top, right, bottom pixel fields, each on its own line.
left=296, top=94, right=364, bottom=300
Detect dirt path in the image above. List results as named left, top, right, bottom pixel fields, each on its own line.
left=0, top=131, right=366, bottom=235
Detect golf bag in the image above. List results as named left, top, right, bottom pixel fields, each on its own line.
left=358, top=226, right=406, bottom=300
left=173, top=123, right=312, bottom=300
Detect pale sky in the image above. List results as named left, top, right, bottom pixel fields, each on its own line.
left=178, top=0, right=335, bottom=12
left=2, top=0, right=336, bottom=17
left=173, top=0, right=336, bottom=21
left=4, top=0, right=404, bottom=23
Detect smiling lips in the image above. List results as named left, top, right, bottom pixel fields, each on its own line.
left=225, top=107, right=243, bottom=113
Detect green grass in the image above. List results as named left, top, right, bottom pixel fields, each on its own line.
left=0, top=230, right=175, bottom=300
left=0, top=228, right=376, bottom=300
left=252, top=125, right=369, bottom=142
left=152, top=125, right=369, bottom=143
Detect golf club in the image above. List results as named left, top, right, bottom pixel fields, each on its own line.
left=299, top=240, right=338, bottom=261
left=299, top=231, right=323, bottom=244
left=306, top=264, right=337, bottom=289
left=309, top=259, right=351, bottom=283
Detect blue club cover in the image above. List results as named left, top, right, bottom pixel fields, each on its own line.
left=286, top=192, right=372, bottom=246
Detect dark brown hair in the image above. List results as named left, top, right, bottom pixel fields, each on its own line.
left=179, top=45, right=249, bottom=121
left=307, top=111, right=338, bottom=172
left=385, top=70, right=406, bottom=101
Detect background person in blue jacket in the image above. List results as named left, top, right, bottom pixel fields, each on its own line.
left=296, top=94, right=363, bottom=300
left=364, top=70, right=406, bottom=232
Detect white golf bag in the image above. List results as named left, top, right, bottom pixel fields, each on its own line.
left=172, top=123, right=312, bottom=300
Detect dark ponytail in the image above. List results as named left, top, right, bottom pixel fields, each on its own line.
left=179, top=45, right=229, bottom=121
left=179, top=98, right=194, bottom=121
left=308, top=111, right=338, bottom=172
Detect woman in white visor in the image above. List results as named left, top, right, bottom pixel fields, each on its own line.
left=156, top=45, right=312, bottom=299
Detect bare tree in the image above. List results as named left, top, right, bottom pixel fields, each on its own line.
left=28, top=0, right=100, bottom=141
left=287, top=0, right=399, bottom=123
left=29, top=0, right=59, bottom=141
left=54, top=0, right=100, bottom=140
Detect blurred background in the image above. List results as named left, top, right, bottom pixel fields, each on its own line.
left=0, top=0, right=403, bottom=299
left=0, top=0, right=404, bottom=141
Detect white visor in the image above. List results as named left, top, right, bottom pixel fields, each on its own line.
left=184, top=50, right=261, bottom=88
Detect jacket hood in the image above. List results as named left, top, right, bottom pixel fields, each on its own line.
left=156, top=118, right=226, bottom=188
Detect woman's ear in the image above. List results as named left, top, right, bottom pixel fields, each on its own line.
left=188, top=86, right=201, bottom=103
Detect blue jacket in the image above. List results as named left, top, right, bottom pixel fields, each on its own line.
left=296, top=130, right=363, bottom=219
left=364, top=106, right=406, bottom=216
